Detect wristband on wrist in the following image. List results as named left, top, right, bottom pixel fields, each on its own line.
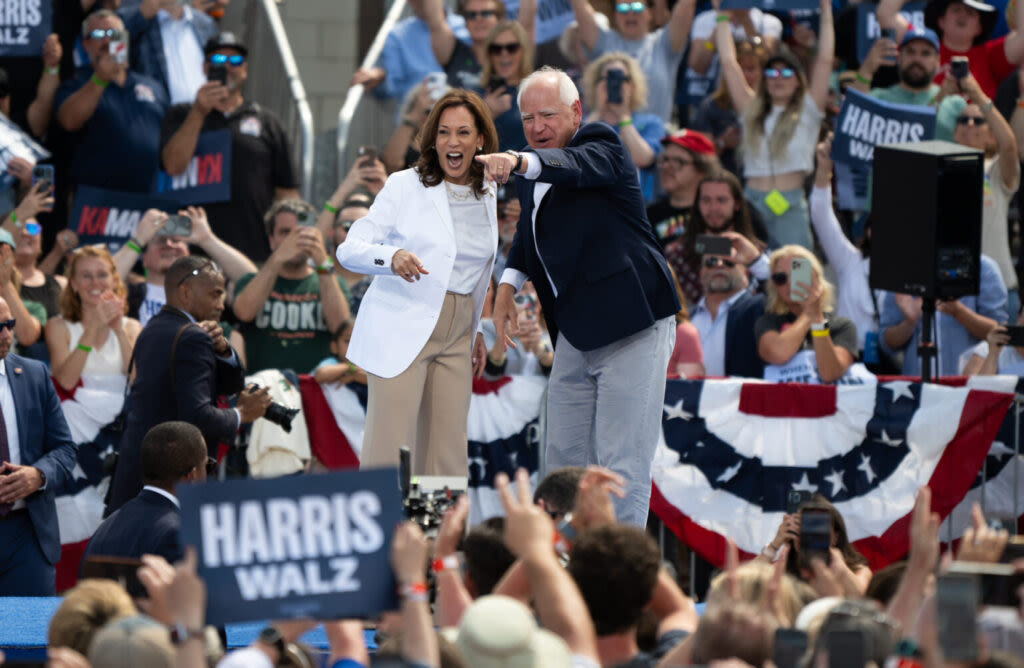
left=981, top=99, right=994, bottom=113
left=398, top=581, right=429, bottom=602
left=8, top=211, right=18, bottom=227
left=715, top=13, right=730, bottom=22
left=1017, top=99, right=1024, bottom=108
left=90, top=73, right=109, bottom=88
left=703, top=40, right=715, bottom=51
left=125, top=238, right=142, bottom=254
left=431, top=553, right=464, bottom=574
left=761, top=542, right=779, bottom=559
left=45, top=66, right=59, bottom=76
left=77, top=343, right=93, bottom=353
left=854, top=71, right=870, bottom=85
left=617, top=117, right=633, bottom=127
left=323, top=201, right=339, bottom=214
left=811, top=328, right=831, bottom=338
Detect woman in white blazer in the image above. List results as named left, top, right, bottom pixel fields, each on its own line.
left=336, top=90, right=500, bottom=477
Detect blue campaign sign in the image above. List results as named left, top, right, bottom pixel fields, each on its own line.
left=154, top=129, right=232, bottom=205
left=855, top=2, right=926, bottom=63
left=178, top=468, right=404, bottom=626
left=720, top=0, right=818, bottom=11
left=830, top=88, right=935, bottom=170
left=70, top=186, right=178, bottom=252
left=0, top=0, right=51, bottom=57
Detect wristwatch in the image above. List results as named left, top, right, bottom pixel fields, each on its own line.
left=505, top=149, right=523, bottom=173
left=169, top=624, right=204, bottom=646
left=258, top=626, right=286, bottom=657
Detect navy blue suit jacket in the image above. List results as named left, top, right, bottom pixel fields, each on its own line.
left=108, top=306, right=243, bottom=512
left=4, top=354, right=79, bottom=564
left=724, top=292, right=766, bottom=379
left=84, top=488, right=181, bottom=565
left=508, top=122, right=680, bottom=351
left=120, top=6, right=218, bottom=99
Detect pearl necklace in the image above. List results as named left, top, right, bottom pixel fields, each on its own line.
left=445, top=180, right=474, bottom=201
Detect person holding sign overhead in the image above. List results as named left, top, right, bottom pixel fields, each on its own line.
left=713, top=0, right=834, bottom=252
left=755, top=245, right=860, bottom=384
left=336, top=89, right=498, bottom=478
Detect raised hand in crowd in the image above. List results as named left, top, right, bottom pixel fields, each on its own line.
left=6, top=156, right=34, bottom=187
left=236, top=384, right=272, bottom=424
left=957, top=503, right=1010, bottom=563
left=26, top=34, right=64, bottom=138
left=572, top=466, right=625, bottom=531
left=390, top=521, right=439, bottom=668
left=318, top=157, right=388, bottom=240
left=350, top=66, right=386, bottom=90
left=718, top=230, right=762, bottom=267
left=39, top=229, right=80, bottom=276
left=382, top=79, right=437, bottom=172
left=433, top=495, right=473, bottom=628
left=4, top=181, right=54, bottom=235
left=888, top=487, right=940, bottom=630
left=194, top=80, right=229, bottom=117
left=852, top=36, right=899, bottom=92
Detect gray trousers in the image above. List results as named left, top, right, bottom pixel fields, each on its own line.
left=544, top=315, right=675, bottom=526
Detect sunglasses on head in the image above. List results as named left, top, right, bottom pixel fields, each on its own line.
left=771, top=272, right=789, bottom=286
left=704, top=256, right=736, bottom=269
left=86, top=28, right=124, bottom=41
left=176, top=261, right=219, bottom=288
left=764, top=67, right=796, bottom=79
left=488, top=42, right=521, bottom=56
left=464, top=9, right=496, bottom=19
left=616, top=1, right=646, bottom=12
left=956, top=115, right=986, bottom=126
left=209, top=53, right=245, bottom=66
left=0, top=318, right=15, bottom=332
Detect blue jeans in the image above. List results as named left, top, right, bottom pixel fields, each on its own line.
left=543, top=316, right=675, bottom=527
left=745, top=186, right=813, bottom=251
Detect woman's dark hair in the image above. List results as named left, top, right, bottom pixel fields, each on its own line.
left=682, top=169, right=762, bottom=263
left=785, top=494, right=870, bottom=578
left=415, top=89, right=499, bottom=199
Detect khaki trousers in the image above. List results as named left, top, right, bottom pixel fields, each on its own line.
left=361, top=292, right=474, bottom=476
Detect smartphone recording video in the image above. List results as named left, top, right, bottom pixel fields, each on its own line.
left=800, top=507, right=832, bottom=567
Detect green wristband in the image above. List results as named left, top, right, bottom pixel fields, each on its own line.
left=90, top=73, right=109, bottom=88
left=77, top=343, right=93, bottom=353
left=715, top=13, right=730, bottom=22
left=323, top=201, right=339, bottom=214
left=125, top=239, right=142, bottom=254
left=617, top=117, right=633, bottom=127
left=854, top=71, right=871, bottom=85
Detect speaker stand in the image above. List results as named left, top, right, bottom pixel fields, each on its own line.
left=918, top=298, right=937, bottom=383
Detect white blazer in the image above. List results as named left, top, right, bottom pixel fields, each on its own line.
left=336, top=168, right=498, bottom=378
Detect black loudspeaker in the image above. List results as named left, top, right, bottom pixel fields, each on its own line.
left=870, top=140, right=983, bottom=300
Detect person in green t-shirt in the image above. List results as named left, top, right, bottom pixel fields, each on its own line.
left=232, top=199, right=352, bottom=374
left=853, top=26, right=963, bottom=141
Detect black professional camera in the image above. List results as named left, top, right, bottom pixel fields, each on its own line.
left=246, top=384, right=300, bottom=433
left=398, top=447, right=464, bottom=537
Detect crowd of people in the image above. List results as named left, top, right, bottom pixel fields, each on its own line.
left=3, top=0, right=1024, bottom=664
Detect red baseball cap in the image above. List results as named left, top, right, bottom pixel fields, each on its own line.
left=661, top=129, right=716, bottom=156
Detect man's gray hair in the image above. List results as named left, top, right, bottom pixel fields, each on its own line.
left=82, top=9, right=123, bottom=36
left=517, top=66, right=579, bottom=109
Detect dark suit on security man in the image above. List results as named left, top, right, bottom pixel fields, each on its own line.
left=85, top=421, right=207, bottom=564
left=107, top=256, right=271, bottom=513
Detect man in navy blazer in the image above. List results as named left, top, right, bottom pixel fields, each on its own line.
left=0, top=297, right=79, bottom=595
left=691, top=256, right=766, bottom=379
left=85, top=422, right=207, bottom=565
left=479, top=68, right=681, bottom=526
left=107, top=257, right=270, bottom=514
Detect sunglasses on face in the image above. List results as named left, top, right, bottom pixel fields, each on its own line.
left=0, top=318, right=15, bottom=332
left=464, top=9, right=496, bottom=19
left=488, top=42, right=521, bottom=56
left=764, top=67, right=796, bottom=79
left=771, top=272, right=788, bottom=286
left=956, top=115, right=986, bottom=126
left=616, top=1, right=646, bottom=13
left=209, top=53, right=245, bottom=66
left=703, top=256, right=736, bottom=269
left=657, top=155, right=692, bottom=169
left=86, top=28, right=124, bottom=41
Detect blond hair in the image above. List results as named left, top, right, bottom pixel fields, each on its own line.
left=582, top=51, right=648, bottom=113
left=60, top=246, right=127, bottom=322
left=48, top=579, right=137, bottom=654
left=764, top=244, right=835, bottom=315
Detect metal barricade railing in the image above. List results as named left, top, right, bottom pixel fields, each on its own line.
left=219, top=0, right=315, bottom=201
left=336, top=0, right=405, bottom=184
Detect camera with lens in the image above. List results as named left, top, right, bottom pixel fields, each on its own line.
left=398, top=447, right=465, bottom=537
left=246, top=384, right=300, bottom=433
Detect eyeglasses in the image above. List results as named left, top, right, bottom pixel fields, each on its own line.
left=771, top=272, right=789, bottom=286
left=25, top=222, right=41, bottom=236
left=85, top=28, right=124, bottom=41
left=333, top=218, right=356, bottom=231
left=656, top=155, right=692, bottom=169
left=616, top=2, right=646, bottom=13
left=0, top=319, right=16, bottom=332
left=956, top=115, right=986, bottom=126
left=764, top=67, right=796, bottom=79
left=464, top=9, right=496, bottom=19
left=209, top=53, right=245, bottom=66
left=703, top=256, right=736, bottom=269
left=488, top=42, right=521, bottom=56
